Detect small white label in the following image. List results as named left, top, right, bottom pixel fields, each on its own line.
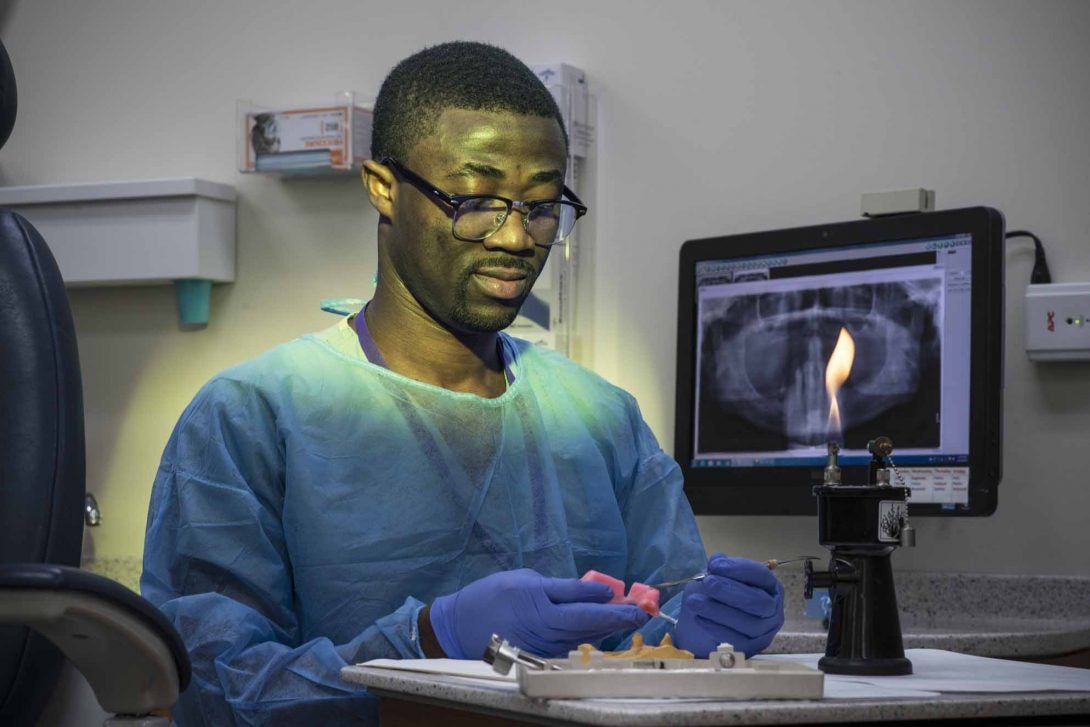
left=878, top=500, right=908, bottom=542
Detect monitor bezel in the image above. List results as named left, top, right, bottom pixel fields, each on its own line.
left=674, top=206, right=1004, bottom=516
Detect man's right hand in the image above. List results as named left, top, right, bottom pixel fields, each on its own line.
left=428, top=568, right=650, bottom=659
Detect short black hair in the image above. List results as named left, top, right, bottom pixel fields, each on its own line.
left=370, top=41, right=566, bottom=162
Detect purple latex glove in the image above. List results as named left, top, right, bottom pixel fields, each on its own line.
left=429, top=568, right=650, bottom=659
left=675, top=552, right=785, bottom=657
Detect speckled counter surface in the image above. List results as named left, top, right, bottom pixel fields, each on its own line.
left=767, top=571, right=1090, bottom=657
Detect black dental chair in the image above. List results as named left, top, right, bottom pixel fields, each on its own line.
left=0, top=38, right=190, bottom=725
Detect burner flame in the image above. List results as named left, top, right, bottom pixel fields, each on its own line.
left=825, top=327, right=855, bottom=436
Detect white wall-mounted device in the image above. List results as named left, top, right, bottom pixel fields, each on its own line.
left=1025, top=282, right=1090, bottom=361
left=861, top=188, right=935, bottom=217
left=503, top=63, right=594, bottom=356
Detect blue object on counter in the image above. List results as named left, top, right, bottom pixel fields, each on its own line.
left=805, top=588, right=831, bottom=626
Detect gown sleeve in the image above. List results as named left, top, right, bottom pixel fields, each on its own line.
left=605, top=397, right=708, bottom=650
left=140, top=377, right=420, bottom=725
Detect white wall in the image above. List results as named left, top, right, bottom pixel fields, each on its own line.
left=2, top=0, right=1088, bottom=576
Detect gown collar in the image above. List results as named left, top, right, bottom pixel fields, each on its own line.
left=352, top=305, right=516, bottom=385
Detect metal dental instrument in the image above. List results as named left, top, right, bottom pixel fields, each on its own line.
left=648, top=556, right=820, bottom=590
left=483, top=634, right=563, bottom=673
left=765, top=556, right=822, bottom=570
left=646, top=573, right=708, bottom=590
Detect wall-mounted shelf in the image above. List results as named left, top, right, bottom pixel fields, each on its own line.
left=0, top=177, right=236, bottom=328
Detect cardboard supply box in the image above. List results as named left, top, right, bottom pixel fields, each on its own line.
left=241, top=103, right=372, bottom=174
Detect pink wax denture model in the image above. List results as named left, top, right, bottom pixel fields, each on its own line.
left=580, top=570, right=661, bottom=617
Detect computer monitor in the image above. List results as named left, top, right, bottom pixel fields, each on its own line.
left=674, top=207, right=1004, bottom=516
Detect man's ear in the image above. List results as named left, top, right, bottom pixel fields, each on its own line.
left=362, top=159, right=396, bottom=220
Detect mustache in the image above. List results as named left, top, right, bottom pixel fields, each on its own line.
left=466, top=255, right=539, bottom=276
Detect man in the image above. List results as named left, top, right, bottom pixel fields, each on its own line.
left=142, top=41, right=784, bottom=725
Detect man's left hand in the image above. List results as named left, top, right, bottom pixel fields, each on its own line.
left=674, top=552, right=785, bottom=658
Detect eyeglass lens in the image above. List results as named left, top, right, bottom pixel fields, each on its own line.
left=454, top=198, right=578, bottom=247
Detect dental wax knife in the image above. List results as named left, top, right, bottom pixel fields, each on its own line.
left=648, top=556, right=820, bottom=590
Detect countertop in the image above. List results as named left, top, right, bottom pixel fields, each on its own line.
left=768, top=570, right=1090, bottom=658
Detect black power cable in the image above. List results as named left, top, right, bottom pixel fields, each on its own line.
left=1005, top=230, right=1052, bottom=284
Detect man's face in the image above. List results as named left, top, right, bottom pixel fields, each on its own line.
left=384, top=108, right=568, bottom=334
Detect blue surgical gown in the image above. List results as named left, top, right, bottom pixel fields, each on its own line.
left=141, top=318, right=706, bottom=725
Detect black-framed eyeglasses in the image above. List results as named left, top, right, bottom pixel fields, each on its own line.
left=382, top=157, right=587, bottom=248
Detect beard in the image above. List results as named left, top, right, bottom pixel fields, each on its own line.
left=387, top=219, right=549, bottom=335
left=449, top=295, right=521, bottom=333
left=448, top=254, right=540, bottom=333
